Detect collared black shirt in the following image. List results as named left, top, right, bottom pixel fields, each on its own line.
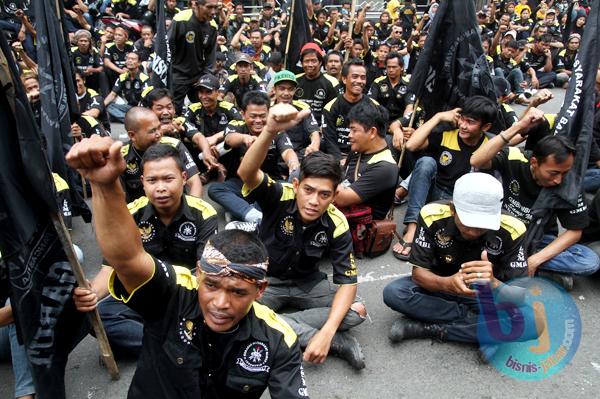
left=276, top=100, right=320, bottom=156
left=410, top=202, right=529, bottom=281
left=294, top=72, right=339, bottom=122
left=221, top=74, right=266, bottom=108
left=71, top=47, right=103, bottom=74
left=368, top=75, right=415, bottom=121
left=104, top=41, right=134, bottom=70
left=127, top=195, right=218, bottom=268
left=109, top=259, right=308, bottom=399
left=243, top=174, right=357, bottom=288
left=112, top=70, right=150, bottom=106
left=183, top=100, right=243, bottom=138
left=120, top=136, right=200, bottom=203
left=78, top=88, right=110, bottom=131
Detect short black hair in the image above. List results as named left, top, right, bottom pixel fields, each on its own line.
left=347, top=101, right=389, bottom=138
left=376, top=42, right=391, bottom=51
left=324, top=50, right=342, bottom=63
left=532, top=135, right=576, bottom=165
left=141, top=143, right=185, bottom=173
left=299, top=151, right=342, bottom=188
left=342, top=58, right=365, bottom=77
left=144, top=87, right=173, bottom=107
left=249, top=28, right=263, bottom=37
left=210, top=230, right=268, bottom=264
left=505, top=40, right=519, bottom=49
left=316, top=9, right=328, bottom=18
left=241, top=90, right=271, bottom=111
left=537, top=34, right=553, bottom=43
left=461, top=95, right=498, bottom=126
left=386, top=51, right=404, bottom=67
left=300, top=48, right=323, bottom=63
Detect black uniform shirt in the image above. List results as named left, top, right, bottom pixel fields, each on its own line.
left=410, top=202, right=529, bottom=281
left=368, top=75, right=415, bottom=121
left=294, top=72, right=339, bottom=122
left=184, top=100, right=242, bottom=138
left=112, top=70, right=150, bottom=106
left=221, top=74, right=266, bottom=108
left=71, top=47, right=103, bottom=74
left=243, top=174, right=357, bottom=288
left=104, top=41, right=134, bottom=70
left=78, top=88, right=110, bottom=131
left=108, top=260, right=308, bottom=399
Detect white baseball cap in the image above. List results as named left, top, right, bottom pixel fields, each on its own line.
left=453, top=173, right=504, bottom=230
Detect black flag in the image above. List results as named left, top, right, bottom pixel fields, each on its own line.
left=279, top=0, right=312, bottom=72
left=525, top=0, right=600, bottom=251
left=0, top=33, right=86, bottom=399
left=407, top=0, right=496, bottom=119
left=561, top=1, right=576, bottom=44
left=151, top=0, right=171, bottom=88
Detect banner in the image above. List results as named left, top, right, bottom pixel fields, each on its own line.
left=279, top=0, right=312, bottom=72
left=151, top=0, right=171, bottom=88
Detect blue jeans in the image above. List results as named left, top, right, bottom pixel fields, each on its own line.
left=106, top=103, right=132, bottom=123
left=207, top=178, right=257, bottom=221
left=403, top=157, right=453, bottom=225
left=536, top=234, right=600, bottom=276
left=0, top=20, right=36, bottom=62
left=584, top=168, right=600, bottom=193
left=383, top=276, right=539, bottom=343
left=0, top=300, right=35, bottom=397
left=97, top=296, right=143, bottom=356
left=494, top=67, right=525, bottom=94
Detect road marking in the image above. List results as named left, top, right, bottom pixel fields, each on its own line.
left=592, top=362, right=600, bottom=373
left=358, top=271, right=411, bottom=283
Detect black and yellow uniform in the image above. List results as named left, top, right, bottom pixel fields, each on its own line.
left=227, top=61, right=268, bottom=79
left=111, top=70, right=150, bottom=106
left=168, top=9, right=218, bottom=82
left=184, top=100, right=243, bottom=138
left=523, top=113, right=557, bottom=150
left=243, top=174, right=356, bottom=288
left=425, top=125, right=491, bottom=192
left=374, top=22, right=392, bottom=41
left=368, top=75, right=415, bottom=121
left=78, top=88, right=110, bottom=131
left=492, top=53, right=526, bottom=77
left=513, top=17, right=535, bottom=40
left=294, top=72, right=339, bottom=122
left=111, top=0, right=138, bottom=16
left=133, top=38, right=154, bottom=62
left=488, top=147, right=588, bottom=232
left=410, top=202, right=529, bottom=280
left=222, top=120, right=293, bottom=180
left=71, top=46, right=102, bottom=75
left=322, top=95, right=380, bottom=160
left=75, top=115, right=109, bottom=138
left=108, top=260, right=307, bottom=399
left=240, top=42, right=272, bottom=64
left=53, top=173, right=72, bottom=229
left=398, top=4, right=416, bottom=37
left=342, top=148, right=399, bottom=220
left=221, top=74, right=266, bottom=108
left=127, top=195, right=217, bottom=269
left=275, top=100, right=320, bottom=158
left=121, top=136, right=200, bottom=203
left=554, top=49, right=577, bottom=73
left=312, top=22, right=332, bottom=44
left=104, top=41, right=135, bottom=71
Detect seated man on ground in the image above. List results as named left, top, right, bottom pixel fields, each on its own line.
left=66, top=136, right=309, bottom=399
left=393, top=96, right=497, bottom=261
left=74, top=144, right=218, bottom=356
left=237, top=103, right=367, bottom=370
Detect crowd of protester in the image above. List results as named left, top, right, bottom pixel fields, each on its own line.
left=2, top=0, right=600, bottom=397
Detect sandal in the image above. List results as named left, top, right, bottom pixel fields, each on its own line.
left=392, top=238, right=413, bottom=261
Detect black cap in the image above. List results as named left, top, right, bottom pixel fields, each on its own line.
left=195, top=74, right=220, bottom=91
left=493, top=77, right=510, bottom=98
left=264, top=3, right=273, bottom=8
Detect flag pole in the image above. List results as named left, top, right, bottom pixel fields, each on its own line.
left=397, top=97, right=420, bottom=168
left=52, top=0, right=119, bottom=380
left=284, top=0, right=296, bottom=69
left=344, top=0, right=358, bottom=62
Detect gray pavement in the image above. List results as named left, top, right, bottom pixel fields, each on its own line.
left=3, top=88, right=600, bottom=398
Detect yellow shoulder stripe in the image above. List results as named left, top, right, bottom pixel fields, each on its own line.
left=173, top=9, right=193, bottom=21
left=327, top=205, right=349, bottom=239
left=367, top=149, right=395, bottom=165
left=440, top=129, right=460, bottom=151
left=292, top=100, right=310, bottom=110
left=188, top=102, right=202, bottom=112
left=545, top=114, right=557, bottom=130
left=507, top=147, right=529, bottom=163
left=52, top=173, right=69, bottom=192
left=81, top=115, right=99, bottom=127
left=420, top=203, right=452, bottom=228
left=219, top=101, right=234, bottom=110
left=252, top=302, right=297, bottom=348
left=500, top=214, right=527, bottom=240
left=323, top=73, right=339, bottom=86
left=185, top=195, right=217, bottom=219
left=120, top=143, right=130, bottom=157
left=374, top=76, right=387, bottom=83
left=323, top=98, right=337, bottom=112
left=160, top=136, right=180, bottom=147
left=174, top=265, right=198, bottom=290
left=280, top=182, right=296, bottom=201
left=128, top=196, right=150, bottom=214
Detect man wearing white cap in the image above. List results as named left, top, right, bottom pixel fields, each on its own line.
left=383, top=173, right=530, bottom=343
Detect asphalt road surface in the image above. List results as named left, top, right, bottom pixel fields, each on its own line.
left=3, top=88, right=600, bottom=399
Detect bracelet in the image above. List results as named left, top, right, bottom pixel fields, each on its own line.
left=499, top=132, right=510, bottom=144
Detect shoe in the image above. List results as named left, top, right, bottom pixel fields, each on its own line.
left=225, top=221, right=258, bottom=233
left=515, top=94, right=531, bottom=105
left=330, top=331, right=365, bottom=370
left=388, top=318, right=447, bottom=343
left=537, top=270, right=574, bottom=291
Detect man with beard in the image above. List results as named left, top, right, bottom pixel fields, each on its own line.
left=324, top=50, right=343, bottom=82
left=208, top=91, right=299, bottom=224
left=295, top=43, right=339, bottom=122
left=322, top=58, right=380, bottom=161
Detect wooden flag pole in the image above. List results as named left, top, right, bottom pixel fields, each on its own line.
left=283, top=0, right=296, bottom=69
left=344, top=0, right=358, bottom=62
left=50, top=213, right=120, bottom=380
left=397, top=97, right=420, bottom=168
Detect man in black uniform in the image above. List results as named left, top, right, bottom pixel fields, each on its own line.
left=119, top=107, right=202, bottom=202
left=472, top=116, right=600, bottom=290
left=207, top=91, right=299, bottom=224
left=221, top=53, right=267, bottom=108
left=322, top=58, right=380, bottom=161
left=168, top=0, right=219, bottom=112
left=237, top=103, right=367, bottom=370
left=74, top=144, right=218, bottom=355
left=104, top=52, right=150, bottom=122
left=334, top=101, right=398, bottom=220
left=383, top=173, right=537, bottom=346
left=368, top=52, right=415, bottom=122
left=67, top=137, right=309, bottom=399
left=103, top=26, right=134, bottom=89
left=294, top=43, right=339, bottom=122
left=75, top=72, right=110, bottom=132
